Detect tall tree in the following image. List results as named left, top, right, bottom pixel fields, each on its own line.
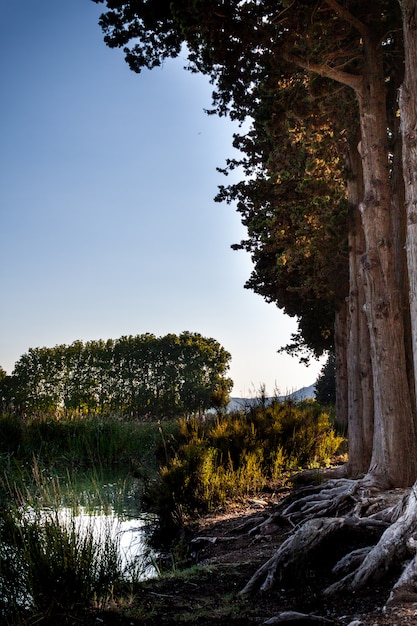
left=90, top=0, right=417, bottom=608
left=399, top=0, right=417, bottom=406
left=91, top=0, right=417, bottom=487
left=345, top=130, right=374, bottom=477
left=9, top=333, right=232, bottom=418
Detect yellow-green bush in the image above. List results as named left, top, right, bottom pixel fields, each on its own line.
left=144, top=399, right=344, bottom=537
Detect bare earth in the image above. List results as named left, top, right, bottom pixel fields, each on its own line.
left=85, top=493, right=417, bottom=626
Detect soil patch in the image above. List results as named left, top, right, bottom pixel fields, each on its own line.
left=79, top=495, right=417, bottom=625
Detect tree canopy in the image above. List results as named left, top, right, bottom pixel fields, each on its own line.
left=90, top=0, right=417, bottom=609
left=6, top=332, right=232, bottom=418
left=92, top=0, right=356, bottom=357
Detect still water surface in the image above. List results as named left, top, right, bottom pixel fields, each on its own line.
left=36, top=471, right=158, bottom=580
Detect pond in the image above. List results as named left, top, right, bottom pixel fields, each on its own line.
left=57, top=471, right=158, bottom=579
left=47, top=505, right=158, bottom=580
left=14, top=468, right=159, bottom=581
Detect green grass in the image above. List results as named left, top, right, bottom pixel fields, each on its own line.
left=0, top=413, right=179, bottom=624
left=0, top=413, right=178, bottom=477
left=0, top=493, right=122, bottom=623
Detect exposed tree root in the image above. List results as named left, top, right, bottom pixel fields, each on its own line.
left=282, top=479, right=361, bottom=523
left=240, top=517, right=345, bottom=595
left=288, top=463, right=350, bottom=487
left=325, top=485, right=417, bottom=597
left=263, top=610, right=334, bottom=624
left=240, top=477, right=417, bottom=605
left=387, top=549, right=417, bottom=605
left=248, top=479, right=360, bottom=537
left=239, top=513, right=388, bottom=595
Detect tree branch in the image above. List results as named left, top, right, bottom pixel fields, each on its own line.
left=324, top=0, right=369, bottom=39
left=284, top=53, right=362, bottom=91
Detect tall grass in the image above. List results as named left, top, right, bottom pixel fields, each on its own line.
left=0, top=490, right=124, bottom=623
left=0, top=505, right=121, bottom=623
left=0, top=413, right=177, bottom=478
left=0, top=414, right=177, bottom=624
left=0, top=461, right=157, bottom=624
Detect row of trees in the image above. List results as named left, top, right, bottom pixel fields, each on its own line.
left=91, top=0, right=417, bottom=490
left=0, top=332, right=232, bottom=417
left=90, top=0, right=417, bottom=604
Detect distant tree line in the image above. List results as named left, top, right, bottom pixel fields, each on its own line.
left=0, top=332, right=233, bottom=418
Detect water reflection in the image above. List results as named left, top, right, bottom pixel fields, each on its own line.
left=52, top=506, right=158, bottom=580
left=36, top=471, right=158, bottom=581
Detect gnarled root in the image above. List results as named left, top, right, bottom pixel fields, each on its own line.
left=325, top=485, right=417, bottom=597
left=240, top=517, right=345, bottom=595
left=240, top=477, right=413, bottom=600
left=282, top=479, right=361, bottom=523
left=387, top=549, right=417, bottom=605
left=239, top=514, right=386, bottom=595
left=249, top=479, right=361, bottom=538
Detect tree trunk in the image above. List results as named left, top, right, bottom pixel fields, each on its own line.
left=334, top=301, right=348, bottom=432
left=354, top=29, right=417, bottom=487
left=399, top=0, right=417, bottom=410
left=293, top=7, right=417, bottom=487
left=345, top=135, right=374, bottom=477
left=390, top=111, right=416, bottom=411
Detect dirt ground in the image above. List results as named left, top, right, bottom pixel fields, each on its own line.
left=42, top=496, right=417, bottom=626
left=81, top=493, right=417, bottom=626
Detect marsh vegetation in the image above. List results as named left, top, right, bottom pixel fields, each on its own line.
left=0, top=398, right=343, bottom=624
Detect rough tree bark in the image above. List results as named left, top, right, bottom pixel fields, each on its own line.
left=354, top=24, right=417, bottom=488
left=290, top=3, right=417, bottom=487
left=238, top=4, right=417, bottom=608
left=399, top=0, right=417, bottom=410
left=345, top=133, right=374, bottom=477
left=334, top=301, right=348, bottom=433
left=324, top=484, right=417, bottom=598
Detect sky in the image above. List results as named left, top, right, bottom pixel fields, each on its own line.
left=0, top=0, right=325, bottom=397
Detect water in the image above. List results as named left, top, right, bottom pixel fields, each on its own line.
left=25, top=470, right=159, bottom=581
left=53, top=505, right=158, bottom=580
left=64, top=472, right=158, bottom=579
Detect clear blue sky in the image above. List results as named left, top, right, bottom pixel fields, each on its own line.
left=0, top=0, right=324, bottom=396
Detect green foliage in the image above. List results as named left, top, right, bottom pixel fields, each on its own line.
left=0, top=413, right=176, bottom=475
left=0, top=499, right=124, bottom=622
left=92, top=1, right=356, bottom=357
left=144, top=398, right=344, bottom=536
left=8, top=332, right=233, bottom=418
left=315, top=353, right=336, bottom=406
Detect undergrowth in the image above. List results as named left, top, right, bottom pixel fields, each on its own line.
left=143, top=398, right=344, bottom=540
left=0, top=400, right=343, bottom=619
left=0, top=414, right=175, bottom=623
left=0, top=459, right=158, bottom=624
left=0, top=413, right=177, bottom=476
left=0, top=474, right=130, bottom=624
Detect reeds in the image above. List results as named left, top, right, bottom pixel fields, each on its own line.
left=0, top=413, right=177, bottom=475
left=0, top=415, right=174, bottom=624
left=0, top=496, right=124, bottom=623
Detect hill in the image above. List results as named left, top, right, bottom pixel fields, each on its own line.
left=227, top=384, right=315, bottom=412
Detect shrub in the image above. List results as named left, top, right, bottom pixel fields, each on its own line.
left=144, top=398, right=345, bottom=534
